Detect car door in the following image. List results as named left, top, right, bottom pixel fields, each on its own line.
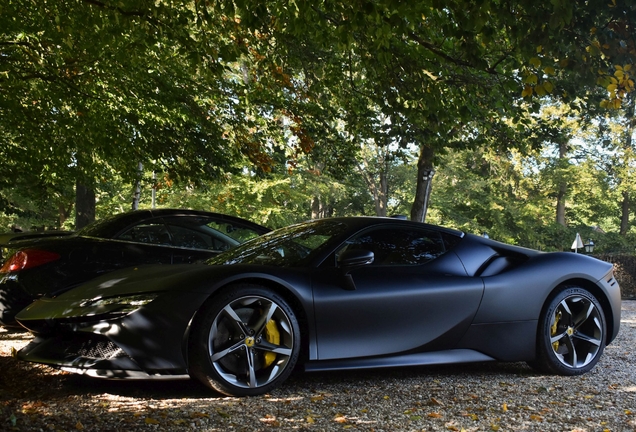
left=311, top=226, right=485, bottom=360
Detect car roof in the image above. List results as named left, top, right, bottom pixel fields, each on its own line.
left=304, top=216, right=465, bottom=238
left=76, top=209, right=270, bottom=239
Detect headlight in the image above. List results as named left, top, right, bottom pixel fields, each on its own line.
left=79, top=294, right=159, bottom=316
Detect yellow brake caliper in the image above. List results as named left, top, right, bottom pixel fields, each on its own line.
left=551, top=310, right=562, bottom=351
left=263, top=319, right=280, bottom=367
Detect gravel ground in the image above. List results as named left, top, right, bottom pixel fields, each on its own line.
left=1, top=301, right=635, bottom=432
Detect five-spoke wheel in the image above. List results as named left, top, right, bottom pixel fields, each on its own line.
left=531, top=287, right=606, bottom=375
left=189, top=284, right=300, bottom=396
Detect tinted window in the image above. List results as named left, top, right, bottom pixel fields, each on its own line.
left=165, top=218, right=239, bottom=252
left=338, top=227, right=445, bottom=266
left=118, top=222, right=172, bottom=246
left=207, top=220, right=348, bottom=267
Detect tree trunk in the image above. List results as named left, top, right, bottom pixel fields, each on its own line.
left=75, top=181, right=95, bottom=229
left=132, top=162, right=143, bottom=210
left=311, top=196, right=321, bottom=219
left=365, top=169, right=388, bottom=217
left=556, top=183, right=567, bottom=226
left=58, top=202, right=73, bottom=228
left=620, top=99, right=635, bottom=236
left=556, top=141, right=568, bottom=227
left=410, top=145, right=435, bottom=222
left=620, top=191, right=630, bottom=236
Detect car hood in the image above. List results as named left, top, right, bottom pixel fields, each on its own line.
left=15, top=264, right=215, bottom=324
left=49, top=263, right=213, bottom=301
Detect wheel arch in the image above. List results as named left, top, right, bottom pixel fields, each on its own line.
left=541, top=278, right=615, bottom=346
left=184, top=276, right=312, bottom=367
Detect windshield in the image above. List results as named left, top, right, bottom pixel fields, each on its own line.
left=206, top=220, right=348, bottom=267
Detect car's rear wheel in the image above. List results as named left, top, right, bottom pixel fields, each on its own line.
left=531, top=287, right=606, bottom=375
left=189, top=284, right=300, bottom=396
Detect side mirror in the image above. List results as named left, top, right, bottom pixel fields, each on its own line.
left=338, top=249, right=375, bottom=270
left=337, top=250, right=374, bottom=290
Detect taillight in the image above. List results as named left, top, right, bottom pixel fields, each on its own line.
left=0, top=249, right=61, bottom=273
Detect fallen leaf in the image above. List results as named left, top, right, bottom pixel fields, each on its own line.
left=334, top=415, right=347, bottom=423
left=75, top=421, right=84, bottom=430
left=502, top=403, right=508, bottom=412
left=428, top=412, right=443, bottom=418
left=145, top=418, right=159, bottom=425
left=445, top=420, right=460, bottom=431
left=217, top=410, right=231, bottom=418
left=190, top=412, right=209, bottom=418
left=307, top=416, right=315, bottom=424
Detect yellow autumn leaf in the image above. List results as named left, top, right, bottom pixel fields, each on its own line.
left=530, top=414, right=543, bottom=421
left=535, top=83, right=547, bottom=96
left=524, top=74, right=538, bottom=84
left=615, top=70, right=625, bottom=80
left=521, top=85, right=533, bottom=98
left=145, top=418, right=160, bottom=425
left=428, top=412, right=443, bottom=418
left=530, top=57, right=542, bottom=68
left=307, top=416, right=315, bottom=424
left=502, top=403, right=508, bottom=412
left=613, top=98, right=622, bottom=109
left=600, top=99, right=609, bottom=108
left=75, top=421, right=84, bottom=430
left=536, top=45, right=542, bottom=53
left=543, top=81, right=554, bottom=93
left=624, top=64, right=632, bottom=71
left=544, top=66, right=555, bottom=75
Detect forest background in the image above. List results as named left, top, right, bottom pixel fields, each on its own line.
left=1, top=0, right=636, bottom=255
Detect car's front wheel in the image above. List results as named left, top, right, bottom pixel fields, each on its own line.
left=531, top=287, right=606, bottom=375
left=189, top=284, right=300, bottom=396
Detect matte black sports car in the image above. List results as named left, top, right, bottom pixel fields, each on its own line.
left=15, top=217, right=621, bottom=397
left=0, top=209, right=269, bottom=326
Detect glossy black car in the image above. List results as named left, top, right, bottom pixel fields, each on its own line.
left=0, top=230, right=74, bottom=261
left=0, top=209, right=269, bottom=326
left=15, top=217, right=621, bottom=397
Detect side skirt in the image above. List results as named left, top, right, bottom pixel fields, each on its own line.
left=303, top=349, right=495, bottom=372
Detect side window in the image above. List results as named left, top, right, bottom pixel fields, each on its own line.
left=162, top=216, right=241, bottom=252
left=117, top=222, right=172, bottom=246
left=339, top=227, right=445, bottom=266
left=206, top=221, right=261, bottom=243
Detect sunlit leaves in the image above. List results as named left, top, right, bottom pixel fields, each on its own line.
left=599, top=64, right=635, bottom=109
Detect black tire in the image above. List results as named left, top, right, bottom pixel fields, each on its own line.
left=189, top=284, right=300, bottom=396
left=531, top=287, right=606, bottom=375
